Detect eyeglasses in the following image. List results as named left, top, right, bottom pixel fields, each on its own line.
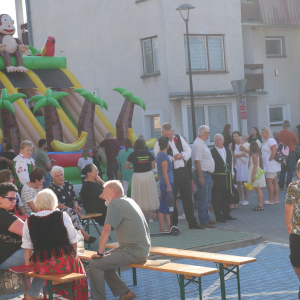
left=205, top=132, right=211, bottom=134
left=3, top=197, right=18, bottom=202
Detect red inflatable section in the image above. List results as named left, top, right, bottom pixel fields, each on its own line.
left=48, top=151, right=93, bottom=168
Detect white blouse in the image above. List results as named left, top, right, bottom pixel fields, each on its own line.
left=22, top=209, right=80, bottom=249
left=261, top=137, right=281, bottom=172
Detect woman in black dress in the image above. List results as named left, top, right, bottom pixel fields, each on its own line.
left=0, top=138, right=16, bottom=171
left=248, top=127, right=262, bottom=146
left=222, top=124, right=232, bottom=148
left=80, top=164, right=107, bottom=226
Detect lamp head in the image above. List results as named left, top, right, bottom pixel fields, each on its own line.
left=176, top=4, right=195, bottom=11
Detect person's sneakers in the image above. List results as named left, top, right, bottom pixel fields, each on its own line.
left=84, top=236, right=96, bottom=244
left=189, top=224, right=205, bottom=229
left=119, top=290, right=136, bottom=300
left=224, top=214, right=237, bottom=220
left=149, top=219, right=153, bottom=223
left=208, top=220, right=218, bottom=224
left=178, top=214, right=186, bottom=220
left=216, top=218, right=227, bottom=223
left=242, top=201, right=249, bottom=206
left=203, top=223, right=215, bottom=229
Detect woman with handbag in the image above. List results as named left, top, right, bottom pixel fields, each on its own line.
left=116, top=138, right=134, bottom=196
left=125, top=139, right=159, bottom=222
left=261, top=126, right=281, bottom=205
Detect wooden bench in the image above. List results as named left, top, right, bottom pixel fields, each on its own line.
left=106, top=242, right=256, bottom=300
left=80, top=213, right=103, bottom=249
left=24, top=271, right=86, bottom=300
left=79, top=251, right=218, bottom=300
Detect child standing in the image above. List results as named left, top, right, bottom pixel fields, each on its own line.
left=248, top=141, right=266, bottom=211
left=78, top=148, right=93, bottom=184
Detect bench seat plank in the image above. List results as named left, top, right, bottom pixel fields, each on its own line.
left=24, top=272, right=86, bottom=285
left=105, top=243, right=256, bottom=265
left=80, top=213, right=102, bottom=220
left=127, top=261, right=218, bottom=277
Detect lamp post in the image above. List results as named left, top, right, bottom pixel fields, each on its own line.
left=176, top=4, right=196, bottom=140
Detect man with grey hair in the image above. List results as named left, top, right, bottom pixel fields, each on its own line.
left=99, top=132, right=121, bottom=180
left=192, top=125, right=215, bottom=228
left=210, top=134, right=236, bottom=222
left=154, top=122, right=202, bottom=229
left=89, top=180, right=150, bottom=300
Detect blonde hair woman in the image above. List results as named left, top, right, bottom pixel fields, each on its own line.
left=261, top=126, right=281, bottom=204
left=13, top=140, right=35, bottom=187
left=78, top=148, right=93, bottom=183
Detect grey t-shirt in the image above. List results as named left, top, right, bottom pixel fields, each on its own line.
left=105, top=196, right=150, bottom=258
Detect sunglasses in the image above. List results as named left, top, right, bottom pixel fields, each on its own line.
left=3, top=197, right=19, bottom=202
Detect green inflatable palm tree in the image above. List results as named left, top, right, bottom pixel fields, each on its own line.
left=0, top=89, right=26, bottom=153
left=29, top=89, right=69, bottom=151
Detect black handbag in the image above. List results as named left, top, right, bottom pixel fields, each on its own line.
left=229, top=185, right=239, bottom=204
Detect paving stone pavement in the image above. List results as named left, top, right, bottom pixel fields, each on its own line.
left=4, top=241, right=299, bottom=300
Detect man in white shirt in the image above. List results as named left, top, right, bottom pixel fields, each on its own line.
left=154, top=123, right=203, bottom=229
left=210, top=134, right=237, bottom=222
left=192, top=125, right=215, bottom=228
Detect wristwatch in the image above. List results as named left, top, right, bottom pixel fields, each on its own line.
left=97, top=251, right=104, bottom=257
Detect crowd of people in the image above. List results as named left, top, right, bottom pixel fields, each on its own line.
left=0, top=119, right=299, bottom=300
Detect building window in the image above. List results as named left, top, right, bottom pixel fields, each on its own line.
left=187, top=105, right=228, bottom=143
left=266, top=37, right=285, bottom=57
left=142, top=37, right=160, bottom=76
left=150, top=115, right=161, bottom=139
left=184, top=35, right=225, bottom=72
left=269, top=105, right=285, bottom=125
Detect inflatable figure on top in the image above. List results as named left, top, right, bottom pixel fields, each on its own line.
left=0, top=14, right=29, bottom=72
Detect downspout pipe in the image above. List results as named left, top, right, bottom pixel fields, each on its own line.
left=25, top=0, right=33, bottom=46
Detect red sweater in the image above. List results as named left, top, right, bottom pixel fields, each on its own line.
left=278, top=129, right=299, bottom=152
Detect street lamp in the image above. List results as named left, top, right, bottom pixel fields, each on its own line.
left=176, top=4, right=196, bottom=140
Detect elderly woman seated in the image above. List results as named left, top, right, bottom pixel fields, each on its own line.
left=22, top=189, right=89, bottom=300
left=0, top=182, right=45, bottom=300
left=48, top=166, right=96, bottom=244
left=21, top=167, right=45, bottom=214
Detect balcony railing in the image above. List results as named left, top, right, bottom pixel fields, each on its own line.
left=244, top=64, right=264, bottom=91
left=241, top=3, right=261, bottom=22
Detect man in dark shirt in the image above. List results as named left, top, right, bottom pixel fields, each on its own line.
left=99, top=133, right=121, bottom=180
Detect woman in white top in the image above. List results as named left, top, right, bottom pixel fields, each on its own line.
left=261, top=126, right=281, bottom=205
left=230, top=131, right=249, bottom=207
left=78, top=148, right=93, bottom=184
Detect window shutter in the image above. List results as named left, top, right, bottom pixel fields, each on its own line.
left=208, top=37, right=224, bottom=71
left=185, top=36, right=207, bottom=71
left=143, top=39, right=154, bottom=75
left=153, top=38, right=160, bottom=73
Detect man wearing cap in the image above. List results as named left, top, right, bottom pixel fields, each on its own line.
left=192, top=125, right=216, bottom=228
left=154, top=123, right=203, bottom=229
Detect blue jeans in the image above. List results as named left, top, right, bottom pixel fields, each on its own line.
left=107, top=161, right=119, bottom=180
left=0, top=249, right=45, bottom=297
left=43, top=173, right=51, bottom=189
left=193, top=171, right=211, bottom=225
left=279, top=151, right=296, bottom=188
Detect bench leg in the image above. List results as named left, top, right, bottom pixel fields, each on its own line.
left=218, top=263, right=226, bottom=300
left=68, top=281, right=73, bottom=300
left=179, top=274, right=185, bottom=300
left=198, top=277, right=202, bottom=300
left=91, top=218, right=102, bottom=236
left=47, top=281, right=54, bottom=300
left=132, top=267, right=137, bottom=285
left=237, top=265, right=241, bottom=300
left=86, top=219, right=90, bottom=249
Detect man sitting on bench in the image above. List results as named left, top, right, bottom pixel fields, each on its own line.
left=90, top=180, right=150, bottom=300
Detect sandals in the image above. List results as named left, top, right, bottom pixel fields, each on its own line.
left=263, top=200, right=274, bottom=205
left=252, top=206, right=264, bottom=211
